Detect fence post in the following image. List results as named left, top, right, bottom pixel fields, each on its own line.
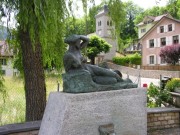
left=160, top=74, right=162, bottom=89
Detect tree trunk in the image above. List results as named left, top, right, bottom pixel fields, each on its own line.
left=19, top=30, right=46, bottom=121
left=90, top=57, right=95, bottom=65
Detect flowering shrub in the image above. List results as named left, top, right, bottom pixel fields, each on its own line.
left=147, top=83, right=171, bottom=108
left=159, top=44, right=180, bottom=65
left=165, top=78, right=180, bottom=92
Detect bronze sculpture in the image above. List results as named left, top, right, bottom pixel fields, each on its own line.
left=63, top=34, right=137, bottom=93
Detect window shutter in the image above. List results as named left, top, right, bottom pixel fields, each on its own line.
left=154, top=55, right=156, bottom=64
left=157, top=38, right=160, bottom=47
left=168, top=36, right=172, bottom=45
left=157, top=27, right=159, bottom=33
left=154, top=39, right=157, bottom=47
left=146, top=40, right=149, bottom=48
left=165, top=37, right=167, bottom=46
left=164, top=25, right=167, bottom=32
left=172, top=23, right=175, bottom=31
left=158, top=56, right=161, bottom=64
left=147, top=56, right=149, bottom=65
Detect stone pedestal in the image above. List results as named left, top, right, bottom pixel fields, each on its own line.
left=39, top=88, right=147, bottom=135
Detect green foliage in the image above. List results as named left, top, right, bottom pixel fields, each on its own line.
left=120, top=1, right=143, bottom=46
left=108, top=0, right=126, bottom=52
left=112, top=53, right=141, bottom=66
left=165, top=78, right=180, bottom=92
left=147, top=83, right=171, bottom=108
left=1, top=0, right=68, bottom=72
left=128, top=53, right=141, bottom=65
left=87, top=4, right=102, bottom=34
left=112, top=57, right=129, bottom=66
left=134, top=6, right=168, bottom=25
left=0, top=75, right=62, bottom=126
left=87, top=35, right=111, bottom=62
left=64, top=17, right=86, bottom=37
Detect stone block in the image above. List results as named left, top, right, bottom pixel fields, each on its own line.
left=153, top=117, right=158, bottom=121
left=161, top=120, right=168, bottom=125
left=164, top=116, right=171, bottom=120
left=39, top=88, right=147, bottom=135
left=168, top=112, right=175, bottom=116
left=154, top=121, right=161, bottom=126
left=161, top=113, right=168, bottom=116
left=158, top=116, right=164, bottom=121
left=168, top=120, right=175, bottom=124
left=154, top=114, right=160, bottom=117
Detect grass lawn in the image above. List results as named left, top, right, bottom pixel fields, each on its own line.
left=0, top=74, right=62, bottom=126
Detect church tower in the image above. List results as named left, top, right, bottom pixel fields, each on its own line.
left=95, top=5, right=117, bottom=61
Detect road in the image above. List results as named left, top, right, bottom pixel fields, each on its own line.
left=122, top=73, right=160, bottom=87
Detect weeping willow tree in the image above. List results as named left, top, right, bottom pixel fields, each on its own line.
left=0, top=0, right=68, bottom=121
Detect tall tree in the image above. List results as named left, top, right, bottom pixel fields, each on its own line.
left=107, top=0, right=126, bottom=52
left=0, top=0, right=67, bottom=121
left=120, top=1, right=143, bottom=48
left=87, top=4, right=102, bottom=34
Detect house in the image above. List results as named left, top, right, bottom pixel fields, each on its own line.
left=89, top=5, right=117, bottom=64
left=0, top=41, right=18, bottom=76
left=137, top=13, right=173, bottom=39
left=139, top=14, right=180, bottom=67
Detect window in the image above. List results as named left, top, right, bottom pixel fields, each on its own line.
left=141, top=28, right=146, bottom=33
left=168, top=24, right=172, bottom=31
left=149, top=56, right=154, bottom=64
left=149, top=39, right=154, bottom=48
left=161, top=37, right=166, bottom=46
left=98, top=21, right=101, bottom=26
left=160, top=26, right=164, bottom=33
left=107, top=21, right=109, bottom=26
left=0, top=59, right=7, bottom=65
left=173, top=35, right=179, bottom=44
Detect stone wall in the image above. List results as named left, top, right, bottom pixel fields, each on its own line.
left=107, top=62, right=180, bottom=79
left=0, top=121, right=40, bottom=135
left=147, top=108, right=180, bottom=131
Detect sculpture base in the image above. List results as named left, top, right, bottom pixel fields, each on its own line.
left=39, top=88, right=147, bottom=135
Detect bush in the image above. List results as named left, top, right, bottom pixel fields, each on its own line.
left=165, top=78, right=180, bottom=92
left=129, top=53, right=141, bottom=65
left=112, top=57, right=129, bottom=66
left=147, top=83, right=171, bottom=108
left=159, top=44, right=180, bottom=65
left=112, top=53, right=141, bottom=66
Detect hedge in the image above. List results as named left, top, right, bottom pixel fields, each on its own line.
left=112, top=54, right=141, bottom=66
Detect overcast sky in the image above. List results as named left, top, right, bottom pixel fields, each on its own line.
left=121, top=0, right=168, bottom=9
left=74, top=0, right=169, bottom=17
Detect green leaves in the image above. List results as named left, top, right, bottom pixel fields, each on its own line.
left=86, top=35, right=111, bottom=64
left=165, top=78, right=180, bottom=92
left=147, top=83, right=171, bottom=108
